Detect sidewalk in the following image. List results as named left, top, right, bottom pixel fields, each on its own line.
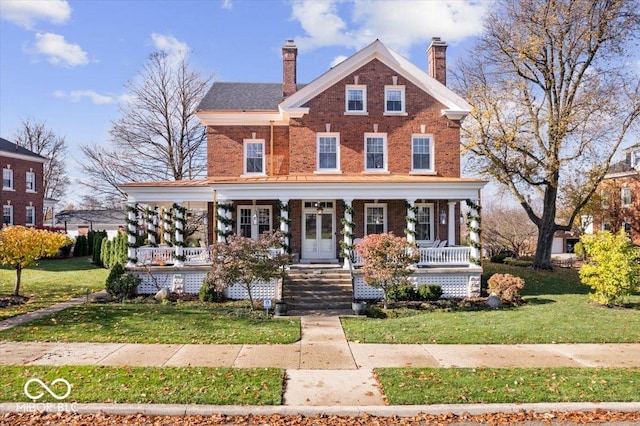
left=1, top=300, right=640, bottom=407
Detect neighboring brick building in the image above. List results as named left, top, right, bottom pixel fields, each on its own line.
left=1, top=137, right=46, bottom=228
left=122, top=38, right=485, bottom=265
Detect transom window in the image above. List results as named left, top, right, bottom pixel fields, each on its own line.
left=2, top=205, right=12, bottom=226
left=415, top=203, right=435, bottom=241
left=365, top=133, right=387, bottom=171
left=26, top=206, right=35, bottom=226
left=26, top=171, right=36, bottom=192
left=345, top=85, right=366, bottom=113
left=3, top=168, right=13, bottom=190
left=384, top=86, right=405, bottom=114
left=365, top=203, right=387, bottom=235
left=317, top=133, right=340, bottom=171
left=412, top=135, right=434, bottom=172
left=622, top=187, right=632, bottom=207
left=244, top=140, right=265, bottom=175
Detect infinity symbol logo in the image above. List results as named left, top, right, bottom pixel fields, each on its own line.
left=23, top=378, right=72, bottom=400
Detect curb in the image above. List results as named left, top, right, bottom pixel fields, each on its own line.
left=1, top=402, right=639, bottom=417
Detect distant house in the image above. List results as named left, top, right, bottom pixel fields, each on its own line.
left=1, top=137, right=47, bottom=227
left=591, top=143, right=640, bottom=245
left=55, top=209, right=127, bottom=240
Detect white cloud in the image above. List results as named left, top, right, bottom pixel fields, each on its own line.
left=151, top=33, right=189, bottom=65
left=31, top=32, right=88, bottom=67
left=0, top=0, right=71, bottom=30
left=290, top=0, right=489, bottom=55
left=54, top=90, right=114, bottom=104
left=221, top=0, right=232, bottom=10
left=330, top=55, right=348, bottom=68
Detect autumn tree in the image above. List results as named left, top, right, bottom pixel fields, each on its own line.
left=355, top=233, right=419, bottom=309
left=482, top=203, right=538, bottom=258
left=0, top=226, right=69, bottom=296
left=80, top=51, right=212, bottom=203
left=455, top=0, right=640, bottom=269
left=13, top=118, right=69, bottom=200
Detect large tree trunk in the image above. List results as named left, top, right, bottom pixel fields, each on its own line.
left=13, top=266, right=22, bottom=296
left=533, top=186, right=558, bottom=270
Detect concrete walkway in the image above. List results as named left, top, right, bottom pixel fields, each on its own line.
left=1, top=301, right=640, bottom=407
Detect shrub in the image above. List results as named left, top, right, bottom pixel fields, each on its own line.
left=487, top=273, right=525, bottom=303
left=73, top=235, right=88, bottom=257
left=574, top=241, right=585, bottom=260
left=105, top=263, right=140, bottom=301
left=199, top=279, right=226, bottom=302
left=387, top=284, right=418, bottom=302
left=579, top=229, right=640, bottom=305
left=418, top=283, right=443, bottom=301
left=503, top=257, right=534, bottom=267
left=490, top=249, right=516, bottom=264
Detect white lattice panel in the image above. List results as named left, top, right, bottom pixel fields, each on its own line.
left=135, top=271, right=207, bottom=294
left=354, top=271, right=481, bottom=300
left=354, top=276, right=384, bottom=300
left=226, top=279, right=277, bottom=300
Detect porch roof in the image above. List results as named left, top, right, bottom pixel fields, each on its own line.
left=120, top=174, right=486, bottom=203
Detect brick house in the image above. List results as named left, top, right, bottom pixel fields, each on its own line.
left=1, top=137, right=46, bottom=228
left=122, top=39, right=486, bottom=300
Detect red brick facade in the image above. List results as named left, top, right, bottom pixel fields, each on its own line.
left=1, top=153, right=45, bottom=227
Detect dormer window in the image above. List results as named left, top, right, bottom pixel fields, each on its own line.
left=384, top=86, right=405, bottom=114
left=345, top=85, right=367, bottom=114
left=243, top=139, right=265, bottom=175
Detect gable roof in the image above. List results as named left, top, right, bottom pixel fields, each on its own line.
left=0, top=137, right=47, bottom=162
left=55, top=209, right=126, bottom=225
left=198, top=83, right=306, bottom=111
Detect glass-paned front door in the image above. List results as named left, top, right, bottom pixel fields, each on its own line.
left=302, top=202, right=335, bottom=260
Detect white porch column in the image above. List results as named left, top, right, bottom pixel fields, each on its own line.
left=216, top=202, right=232, bottom=243
left=126, top=201, right=137, bottom=268
left=146, top=206, right=157, bottom=246
left=406, top=198, right=417, bottom=244
left=151, top=207, right=159, bottom=246
left=343, top=198, right=354, bottom=269
left=162, top=207, right=173, bottom=246
left=469, top=200, right=481, bottom=262
left=448, top=201, right=456, bottom=246
left=174, top=202, right=184, bottom=267
left=279, top=199, right=289, bottom=255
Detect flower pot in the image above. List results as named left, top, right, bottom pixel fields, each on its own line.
left=352, top=301, right=367, bottom=316
left=274, top=301, right=288, bottom=316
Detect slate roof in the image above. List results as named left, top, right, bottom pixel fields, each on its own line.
left=0, top=137, right=47, bottom=160
left=55, top=209, right=126, bottom=225
left=198, top=82, right=306, bottom=111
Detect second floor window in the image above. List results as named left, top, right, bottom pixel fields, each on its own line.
left=365, top=134, right=387, bottom=171
left=2, top=205, right=12, bottom=226
left=26, top=172, right=36, bottom=192
left=412, top=135, right=434, bottom=172
left=26, top=206, right=36, bottom=226
left=317, top=133, right=339, bottom=171
left=244, top=140, right=265, bottom=175
left=384, top=86, right=405, bottom=113
left=622, top=187, right=632, bottom=207
left=345, top=85, right=366, bottom=113
left=3, top=168, right=13, bottom=190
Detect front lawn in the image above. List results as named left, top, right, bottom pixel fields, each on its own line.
left=0, top=302, right=301, bottom=344
left=0, top=365, right=283, bottom=405
left=0, top=257, right=108, bottom=320
left=341, top=263, right=640, bottom=344
left=376, top=367, right=640, bottom=404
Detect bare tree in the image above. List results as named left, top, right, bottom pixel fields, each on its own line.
left=455, top=0, right=640, bottom=269
left=13, top=118, right=69, bottom=200
left=80, top=51, right=212, bottom=203
left=483, top=204, right=538, bottom=258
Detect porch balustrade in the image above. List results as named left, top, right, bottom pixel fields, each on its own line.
left=352, top=246, right=472, bottom=268
left=133, top=246, right=283, bottom=266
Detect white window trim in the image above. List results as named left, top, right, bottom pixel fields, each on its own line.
left=243, top=139, right=266, bottom=176
left=3, top=168, right=14, bottom=190
left=631, top=148, right=640, bottom=168
left=410, top=134, right=436, bottom=174
left=364, top=203, right=387, bottom=235
left=26, top=171, right=36, bottom=193
left=364, top=132, right=388, bottom=172
left=621, top=187, right=632, bottom=207
left=25, top=206, right=36, bottom=227
left=315, top=132, right=341, bottom=173
left=384, top=85, right=407, bottom=115
left=345, top=84, right=367, bottom=115
left=415, top=203, right=435, bottom=243
left=236, top=205, right=272, bottom=240
left=3, top=205, right=13, bottom=226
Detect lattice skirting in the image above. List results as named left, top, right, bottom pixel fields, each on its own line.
left=353, top=270, right=482, bottom=300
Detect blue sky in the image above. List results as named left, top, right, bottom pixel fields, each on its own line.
left=0, top=0, right=489, bottom=205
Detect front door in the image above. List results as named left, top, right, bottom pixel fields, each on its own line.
left=302, top=201, right=335, bottom=260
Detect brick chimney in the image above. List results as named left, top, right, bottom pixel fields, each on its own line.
left=282, top=39, right=298, bottom=97
left=427, top=37, right=447, bottom=85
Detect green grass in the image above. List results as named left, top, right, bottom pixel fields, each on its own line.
left=376, top=367, right=640, bottom=404
left=0, top=302, right=301, bottom=344
left=342, top=263, right=640, bottom=344
left=0, top=365, right=283, bottom=405
left=0, top=257, right=108, bottom=320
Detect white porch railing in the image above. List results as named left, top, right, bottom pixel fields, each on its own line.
left=135, top=246, right=212, bottom=265
left=353, top=246, right=472, bottom=267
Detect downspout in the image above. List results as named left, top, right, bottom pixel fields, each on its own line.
left=269, top=120, right=274, bottom=176
left=213, top=189, right=218, bottom=241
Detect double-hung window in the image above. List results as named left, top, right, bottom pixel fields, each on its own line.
left=412, top=135, right=434, bottom=172
left=2, top=168, right=13, bottom=190
left=384, top=86, right=405, bottom=114
left=26, top=171, right=36, bottom=192
left=415, top=203, right=435, bottom=242
left=237, top=206, right=272, bottom=240
left=244, top=140, right=265, bottom=175
left=2, top=205, right=12, bottom=226
left=364, top=133, right=387, bottom=171
left=365, top=203, right=387, bottom=235
left=317, top=133, right=340, bottom=172
left=345, top=85, right=366, bottom=113
left=26, top=206, right=36, bottom=226
left=622, top=187, right=632, bottom=207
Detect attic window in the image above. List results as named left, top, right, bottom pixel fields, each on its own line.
left=345, top=85, right=367, bottom=114
left=384, top=85, right=405, bottom=114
